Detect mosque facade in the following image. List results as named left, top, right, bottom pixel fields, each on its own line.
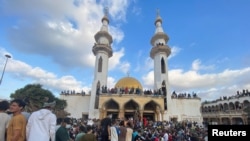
left=60, top=10, right=203, bottom=123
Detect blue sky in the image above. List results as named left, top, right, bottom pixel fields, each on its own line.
left=0, top=0, right=249, bottom=101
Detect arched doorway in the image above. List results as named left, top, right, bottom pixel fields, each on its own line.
left=95, top=81, right=101, bottom=109
left=124, top=100, right=139, bottom=120
left=104, top=99, right=119, bottom=119
left=144, top=100, right=161, bottom=121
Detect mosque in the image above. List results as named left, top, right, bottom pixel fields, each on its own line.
left=60, top=10, right=202, bottom=123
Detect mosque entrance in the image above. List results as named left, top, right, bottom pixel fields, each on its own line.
left=143, top=100, right=162, bottom=121
left=104, top=99, right=119, bottom=120
left=107, top=112, right=119, bottom=120
left=124, top=112, right=133, bottom=120
left=124, top=100, right=140, bottom=120
left=143, top=113, right=154, bottom=121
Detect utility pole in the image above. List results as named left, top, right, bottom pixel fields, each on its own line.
left=0, top=54, right=11, bottom=85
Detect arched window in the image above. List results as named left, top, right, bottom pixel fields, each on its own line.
left=161, top=57, right=166, bottom=73
left=161, top=80, right=166, bottom=96
left=98, top=57, right=103, bottom=72
left=95, top=81, right=101, bottom=109
left=96, top=81, right=100, bottom=95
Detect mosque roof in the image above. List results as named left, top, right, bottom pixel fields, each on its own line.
left=115, top=76, right=143, bottom=90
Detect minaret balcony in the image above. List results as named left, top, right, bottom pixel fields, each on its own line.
left=92, top=44, right=113, bottom=57
left=150, top=32, right=169, bottom=45
left=150, top=45, right=171, bottom=58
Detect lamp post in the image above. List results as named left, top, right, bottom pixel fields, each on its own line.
left=0, top=54, right=11, bottom=85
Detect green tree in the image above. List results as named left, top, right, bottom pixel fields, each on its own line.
left=10, top=84, right=68, bottom=117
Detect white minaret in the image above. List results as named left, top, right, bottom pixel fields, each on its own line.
left=150, top=10, right=172, bottom=120
left=89, top=8, right=113, bottom=118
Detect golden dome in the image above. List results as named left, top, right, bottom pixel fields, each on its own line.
left=115, top=77, right=143, bottom=90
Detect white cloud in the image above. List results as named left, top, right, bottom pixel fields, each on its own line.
left=0, top=0, right=131, bottom=98
left=140, top=58, right=250, bottom=101
left=109, top=48, right=125, bottom=70
left=110, top=26, right=124, bottom=44
left=2, top=0, right=127, bottom=70
left=169, top=67, right=250, bottom=100
left=100, top=0, right=130, bottom=22
left=118, top=61, right=130, bottom=74
left=3, top=55, right=87, bottom=94
left=109, top=47, right=131, bottom=74
left=107, top=77, right=116, bottom=88
left=141, top=71, right=154, bottom=89
left=191, top=59, right=214, bottom=71
left=169, top=45, right=181, bottom=59
left=144, top=57, right=154, bottom=71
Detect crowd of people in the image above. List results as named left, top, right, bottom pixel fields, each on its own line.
left=0, top=99, right=208, bottom=141
left=66, top=115, right=208, bottom=141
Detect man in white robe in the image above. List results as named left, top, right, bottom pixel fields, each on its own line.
left=26, top=101, right=57, bottom=141
left=110, top=120, right=118, bottom=141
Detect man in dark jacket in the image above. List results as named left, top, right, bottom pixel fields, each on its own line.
left=100, top=114, right=112, bottom=141
left=56, top=118, right=72, bottom=141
